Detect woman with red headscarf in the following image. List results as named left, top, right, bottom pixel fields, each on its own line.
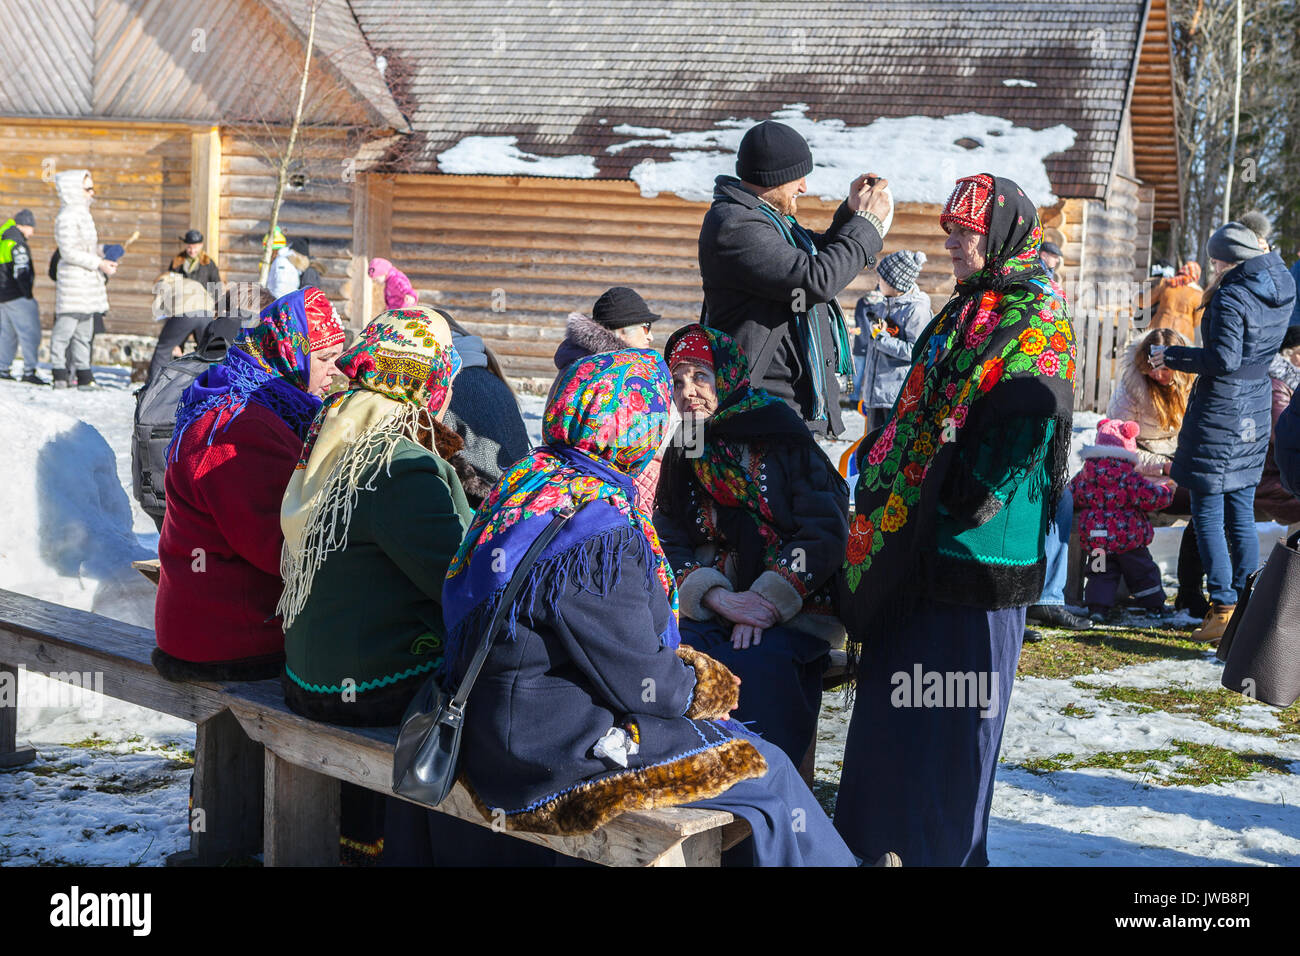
left=153, top=287, right=345, bottom=681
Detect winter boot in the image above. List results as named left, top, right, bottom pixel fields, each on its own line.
left=51, top=369, right=70, bottom=388
left=0, top=370, right=13, bottom=381
left=1029, top=604, right=1091, bottom=630
left=1022, top=626, right=1044, bottom=644
left=1191, top=603, right=1235, bottom=644
left=21, top=370, right=48, bottom=385
left=75, top=369, right=101, bottom=390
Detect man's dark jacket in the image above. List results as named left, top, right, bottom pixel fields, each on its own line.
left=698, top=175, right=883, bottom=435
left=0, top=222, right=34, bottom=301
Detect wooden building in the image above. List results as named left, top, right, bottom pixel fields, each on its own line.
left=0, top=0, right=405, bottom=359
left=1, top=0, right=1180, bottom=411
left=351, top=0, right=1182, bottom=407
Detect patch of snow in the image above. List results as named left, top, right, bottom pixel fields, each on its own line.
left=608, top=103, right=1076, bottom=205
left=437, top=135, right=598, bottom=179
left=1002, top=79, right=1038, bottom=88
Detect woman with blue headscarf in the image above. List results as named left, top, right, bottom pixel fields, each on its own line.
left=153, top=287, right=344, bottom=682
left=415, top=349, right=854, bottom=866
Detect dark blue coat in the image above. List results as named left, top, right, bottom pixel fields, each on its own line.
left=449, top=506, right=765, bottom=834
left=1277, top=388, right=1300, bottom=498
left=1166, top=252, right=1296, bottom=494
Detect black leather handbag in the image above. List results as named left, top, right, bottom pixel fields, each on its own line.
left=391, top=505, right=578, bottom=807
left=1216, top=528, right=1300, bottom=707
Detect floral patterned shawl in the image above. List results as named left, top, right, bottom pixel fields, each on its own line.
left=843, top=175, right=1077, bottom=607
left=443, top=349, right=679, bottom=673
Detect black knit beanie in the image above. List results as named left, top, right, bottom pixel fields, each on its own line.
left=736, top=121, right=813, bottom=187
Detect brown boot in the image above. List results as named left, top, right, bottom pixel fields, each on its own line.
left=1191, top=603, right=1236, bottom=644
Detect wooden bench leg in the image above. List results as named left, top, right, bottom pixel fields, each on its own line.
left=263, top=750, right=340, bottom=866
left=649, top=828, right=723, bottom=867
left=0, top=664, right=36, bottom=769
left=169, top=709, right=264, bottom=866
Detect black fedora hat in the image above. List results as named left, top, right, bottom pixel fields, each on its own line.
left=591, top=287, right=661, bottom=330
left=179, top=229, right=204, bottom=244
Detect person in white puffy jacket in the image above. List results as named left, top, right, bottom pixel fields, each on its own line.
left=50, top=169, right=114, bottom=388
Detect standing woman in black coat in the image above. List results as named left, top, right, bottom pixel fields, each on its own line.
left=1156, top=222, right=1296, bottom=642
left=654, top=324, right=849, bottom=769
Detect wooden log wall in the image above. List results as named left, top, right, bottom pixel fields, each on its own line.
left=0, top=119, right=192, bottom=336
left=218, top=128, right=359, bottom=319
left=388, top=175, right=969, bottom=383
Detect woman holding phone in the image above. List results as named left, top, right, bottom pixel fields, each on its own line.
left=1151, top=222, right=1295, bottom=642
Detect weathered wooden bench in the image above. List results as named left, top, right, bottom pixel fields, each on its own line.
left=0, top=587, right=751, bottom=866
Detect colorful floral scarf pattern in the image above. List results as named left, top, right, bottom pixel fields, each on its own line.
left=166, top=288, right=323, bottom=463
left=446, top=349, right=678, bottom=617
left=668, top=324, right=804, bottom=590
left=844, top=177, right=1077, bottom=594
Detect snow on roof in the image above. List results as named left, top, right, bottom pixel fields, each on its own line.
left=436, top=135, right=598, bottom=179
left=609, top=105, right=1077, bottom=206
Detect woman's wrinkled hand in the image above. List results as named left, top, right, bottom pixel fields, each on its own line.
left=703, top=588, right=779, bottom=628
left=730, top=623, right=764, bottom=650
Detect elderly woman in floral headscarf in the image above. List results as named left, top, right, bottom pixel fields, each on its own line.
left=276, top=306, right=470, bottom=866
left=153, top=287, right=345, bottom=682
left=654, top=324, right=849, bottom=769
left=834, top=174, right=1076, bottom=867
left=432, top=349, right=854, bottom=866
left=278, top=307, right=470, bottom=726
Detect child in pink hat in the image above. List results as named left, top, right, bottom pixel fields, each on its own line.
left=1070, top=418, right=1176, bottom=619
left=367, top=257, right=417, bottom=311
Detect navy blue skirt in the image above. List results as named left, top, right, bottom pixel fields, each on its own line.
left=678, top=619, right=828, bottom=767
left=833, top=601, right=1025, bottom=866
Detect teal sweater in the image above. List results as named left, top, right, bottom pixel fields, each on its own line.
left=920, top=416, right=1057, bottom=609
left=282, top=438, right=474, bottom=726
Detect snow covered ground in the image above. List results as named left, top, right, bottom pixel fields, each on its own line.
left=1, top=368, right=1296, bottom=866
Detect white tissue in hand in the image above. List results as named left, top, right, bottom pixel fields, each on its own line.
left=593, top=727, right=639, bottom=768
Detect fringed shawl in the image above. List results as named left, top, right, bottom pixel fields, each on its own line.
left=166, top=288, right=324, bottom=462
left=443, top=350, right=677, bottom=673
left=843, top=175, right=1077, bottom=623
left=278, top=308, right=461, bottom=628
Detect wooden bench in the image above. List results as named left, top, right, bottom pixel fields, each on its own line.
left=0, top=587, right=750, bottom=866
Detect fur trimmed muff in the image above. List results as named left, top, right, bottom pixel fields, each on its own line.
left=676, top=644, right=739, bottom=719
left=462, top=737, right=767, bottom=836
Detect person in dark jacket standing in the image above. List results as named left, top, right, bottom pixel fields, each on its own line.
left=1255, top=326, right=1300, bottom=528
left=0, top=209, right=45, bottom=384
left=655, top=324, right=849, bottom=769
left=168, top=229, right=221, bottom=291
left=836, top=174, right=1076, bottom=867
left=552, top=286, right=660, bottom=371
left=288, top=237, right=323, bottom=291
left=1155, top=221, right=1296, bottom=642
left=698, top=120, right=894, bottom=436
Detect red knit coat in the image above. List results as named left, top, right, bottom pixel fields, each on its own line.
left=154, top=403, right=302, bottom=663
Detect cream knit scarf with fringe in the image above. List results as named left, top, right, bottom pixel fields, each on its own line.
left=278, top=389, right=435, bottom=629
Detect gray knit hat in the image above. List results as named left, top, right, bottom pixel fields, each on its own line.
left=1207, top=221, right=1266, bottom=263
left=877, top=250, right=926, bottom=293
left=13, top=209, right=34, bottom=228
left=736, top=121, right=814, bottom=187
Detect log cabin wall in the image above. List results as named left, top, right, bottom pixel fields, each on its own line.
left=218, top=128, right=360, bottom=320
left=388, top=175, right=968, bottom=385
left=0, top=118, right=193, bottom=336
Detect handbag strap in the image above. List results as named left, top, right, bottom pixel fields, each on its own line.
left=448, top=504, right=579, bottom=712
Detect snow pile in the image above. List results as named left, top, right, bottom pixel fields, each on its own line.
left=437, top=135, right=598, bottom=178
left=608, top=103, right=1076, bottom=205
left=0, top=386, right=156, bottom=628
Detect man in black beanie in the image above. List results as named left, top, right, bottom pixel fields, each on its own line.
left=698, top=119, right=894, bottom=435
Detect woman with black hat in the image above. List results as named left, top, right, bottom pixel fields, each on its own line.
left=169, top=229, right=222, bottom=290
left=553, top=286, right=661, bottom=371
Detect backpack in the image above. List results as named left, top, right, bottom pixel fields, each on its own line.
left=132, top=317, right=240, bottom=529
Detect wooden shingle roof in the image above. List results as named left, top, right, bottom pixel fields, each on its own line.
left=354, top=0, right=1174, bottom=206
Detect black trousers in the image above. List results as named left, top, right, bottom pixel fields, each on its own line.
left=149, top=313, right=213, bottom=383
